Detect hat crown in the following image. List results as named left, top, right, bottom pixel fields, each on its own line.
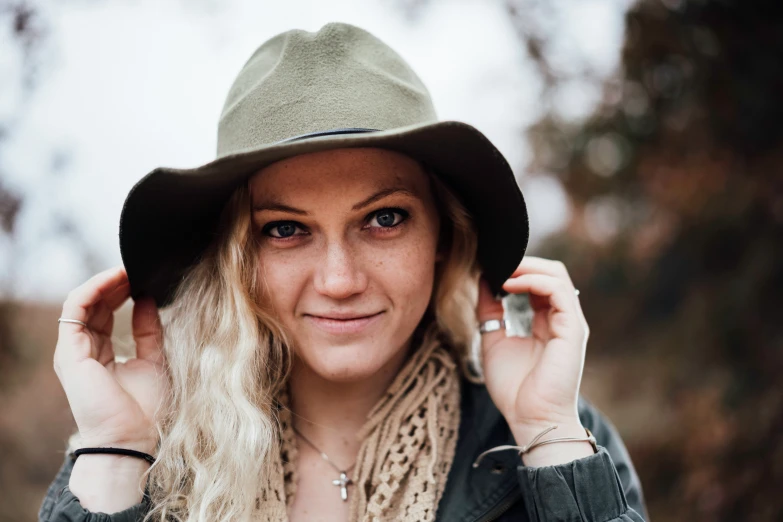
left=217, top=22, right=438, bottom=157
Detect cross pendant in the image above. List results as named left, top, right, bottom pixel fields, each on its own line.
left=332, top=471, right=352, bottom=502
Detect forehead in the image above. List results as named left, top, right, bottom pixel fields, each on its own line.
left=248, top=148, right=429, bottom=201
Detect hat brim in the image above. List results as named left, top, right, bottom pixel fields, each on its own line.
left=119, top=120, right=528, bottom=308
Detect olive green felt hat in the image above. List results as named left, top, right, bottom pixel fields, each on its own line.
left=119, top=22, right=529, bottom=308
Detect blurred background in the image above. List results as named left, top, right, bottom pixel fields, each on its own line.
left=1, top=0, right=781, bottom=520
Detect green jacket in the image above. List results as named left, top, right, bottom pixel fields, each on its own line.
left=39, top=379, right=648, bottom=521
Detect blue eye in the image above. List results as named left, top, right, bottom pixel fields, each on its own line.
left=369, top=208, right=408, bottom=228
left=261, top=209, right=407, bottom=240
left=262, top=221, right=303, bottom=238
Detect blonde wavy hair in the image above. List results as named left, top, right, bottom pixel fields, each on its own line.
left=131, top=161, right=480, bottom=521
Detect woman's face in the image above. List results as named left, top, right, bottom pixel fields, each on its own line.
left=249, top=147, right=441, bottom=382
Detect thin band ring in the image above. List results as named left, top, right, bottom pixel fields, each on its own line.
left=58, top=318, right=88, bottom=327
left=478, top=319, right=508, bottom=335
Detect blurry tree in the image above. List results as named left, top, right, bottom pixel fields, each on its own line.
left=0, top=2, right=33, bottom=288
left=507, top=0, right=783, bottom=520
left=1, top=0, right=100, bottom=374
left=1, top=1, right=40, bottom=383
left=0, top=3, right=104, bottom=520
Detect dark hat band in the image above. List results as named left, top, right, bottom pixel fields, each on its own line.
left=279, top=127, right=381, bottom=144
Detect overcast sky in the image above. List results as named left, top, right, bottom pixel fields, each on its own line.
left=0, top=0, right=631, bottom=302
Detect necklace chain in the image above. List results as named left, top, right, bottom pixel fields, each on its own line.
left=291, top=425, right=356, bottom=474
left=292, top=425, right=356, bottom=502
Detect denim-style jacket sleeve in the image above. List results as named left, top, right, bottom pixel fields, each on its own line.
left=515, top=396, right=648, bottom=522
left=38, top=452, right=150, bottom=522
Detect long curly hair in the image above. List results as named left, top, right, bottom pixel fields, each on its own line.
left=137, top=161, right=481, bottom=521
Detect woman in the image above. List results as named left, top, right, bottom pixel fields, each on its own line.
left=40, top=22, right=647, bottom=522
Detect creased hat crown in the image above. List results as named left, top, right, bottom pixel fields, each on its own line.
left=217, top=22, right=438, bottom=157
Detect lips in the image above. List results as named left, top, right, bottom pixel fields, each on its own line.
left=303, top=311, right=384, bottom=335
left=307, top=312, right=381, bottom=321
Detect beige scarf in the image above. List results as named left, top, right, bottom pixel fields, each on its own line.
left=257, top=326, right=462, bottom=521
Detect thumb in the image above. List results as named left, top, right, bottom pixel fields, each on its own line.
left=133, top=296, right=164, bottom=363
left=477, top=277, right=507, bottom=350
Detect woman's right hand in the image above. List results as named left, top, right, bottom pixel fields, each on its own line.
left=54, top=265, right=168, bottom=455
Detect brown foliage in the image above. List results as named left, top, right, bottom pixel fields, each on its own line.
left=512, top=0, right=783, bottom=519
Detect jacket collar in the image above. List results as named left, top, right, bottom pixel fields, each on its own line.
left=436, top=378, right=522, bottom=522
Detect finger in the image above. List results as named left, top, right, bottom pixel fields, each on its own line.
left=59, top=266, right=129, bottom=329
left=477, top=277, right=507, bottom=349
left=133, top=297, right=164, bottom=364
left=508, top=259, right=588, bottom=331
left=86, top=301, right=113, bottom=339
left=104, top=281, right=132, bottom=311
left=510, top=256, right=575, bottom=287
left=56, top=266, right=128, bottom=370
left=95, top=314, right=117, bottom=366
left=88, top=288, right=127, bottom=336
left=502, top=274, right=581, bottom=339
left=92, top=283, right=132, bottom=366
left=502, top=274, right=575, bottom=313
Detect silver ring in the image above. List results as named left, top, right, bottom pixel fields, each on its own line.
left=478, top=319, right=508, bottom=334
left=58, top=318, right=88, bottom=327
left=575, top=289, right=580, bottom=296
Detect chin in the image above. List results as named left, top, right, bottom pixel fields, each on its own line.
left=294, top=337, right=406, bottom=383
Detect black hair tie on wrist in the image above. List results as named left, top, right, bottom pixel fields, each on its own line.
left=71, top=447, right=156, bottom=465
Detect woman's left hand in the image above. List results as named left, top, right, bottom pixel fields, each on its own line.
left=477, top=256, right=592, bottom=461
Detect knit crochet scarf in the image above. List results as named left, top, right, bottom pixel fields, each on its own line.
left=256, top=326, right=462, bottom=522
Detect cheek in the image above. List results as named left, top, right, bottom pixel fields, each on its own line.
left=373, top=234, right=439, bottom=310
left=256, top=250, right=308, bottom=317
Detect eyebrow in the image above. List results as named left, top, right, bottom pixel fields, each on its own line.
left=252, top=187, right=415, bottom=215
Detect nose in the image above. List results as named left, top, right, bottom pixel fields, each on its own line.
left=313, top=240, right=368, bottom=299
